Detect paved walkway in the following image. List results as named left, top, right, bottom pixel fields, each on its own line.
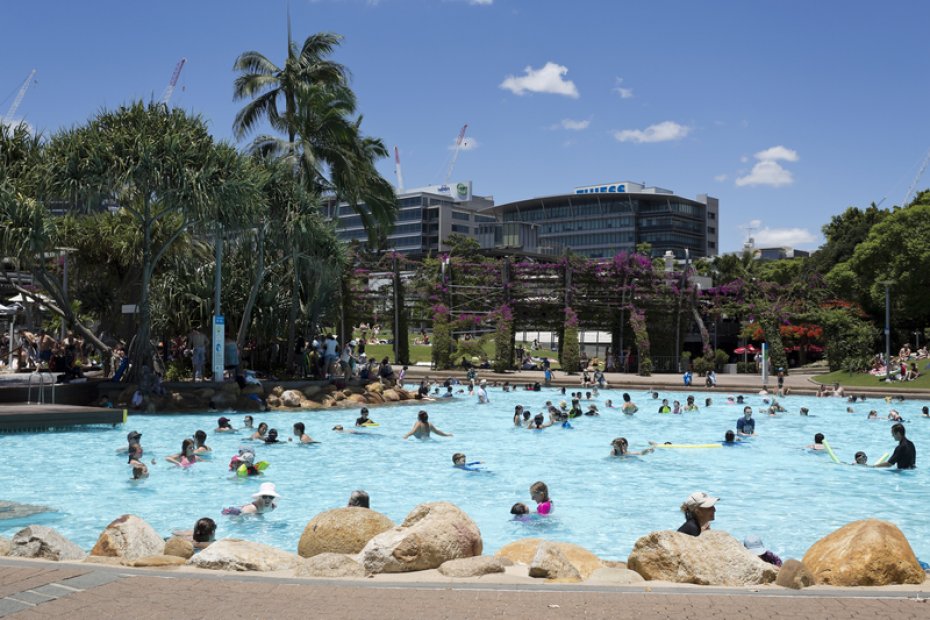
left=0, top=561, right=928, bottom=619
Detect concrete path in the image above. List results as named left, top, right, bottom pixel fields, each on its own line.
left=1, top=560, right=929, bottom=619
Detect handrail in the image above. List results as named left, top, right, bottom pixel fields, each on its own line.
left=26, top=370, right=55, bottom=405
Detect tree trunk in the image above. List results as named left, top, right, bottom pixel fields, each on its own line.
left=129, top=204, right=154, bottom=383
left=691, top=305, right=712, bottom=360
left=285, top=247, right=299, bottom=372
left=237, top=224, right=265, bottom=349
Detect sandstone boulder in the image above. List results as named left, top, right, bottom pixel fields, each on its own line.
left=528, top=542, right=582, bottom=581
left=0, top=536, right=10, bottom=556
left=627, top=530, right=777, bottom=586
left=365, top=392, right=384, bottom=404
left=164, top=536, right=194, bottom=559
left=382, top=389, right=401, bottom=402
left=281, top=390, right=304, bottom=407
left=346, top=393, right=368, bottom=404
left=802, top=519, right=925, bottom=586
left=298, top=507, right=394, bottom=558
left=776, top=559, right=814, bottom=589
left=496, top=539, right=603, bottom=580
left=587, top=567, right=646, bottom=584
left=91, top=514, right=165, bottom=561
left=301, top=385, right=322, bottom=398
left=361, top=502, right=482, bottom=573
left=321, top=384, right=338, bottom=394
left=266, top=395, right=281, bottom=408
left=296, top=553, right=366, bottom=578
left=10, top=525, right=85, bottom=561
left=188, top=539, right=299, bottom=572
left=366, top=382, right=384, bottom=394
left=332, top=391, right=346, bottom=402
left=438, top=555, right=507, bottom=578
left=124, top=555, right=187, bottom=568
left=271, top=385, right=285, bottom=397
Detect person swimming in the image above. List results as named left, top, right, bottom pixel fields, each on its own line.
left=291, top=422, right=317, bottom=444
left=193, top=430, right=211, bottom=454
left=128, top=443, right=148, bottom=479
left=215, top=417, right=234, bottom=432
left=222, top=482, right=281, bottom=515
left=610, top=437, right=654, bottom=457
left=251, top=422, right=268, bottom=441
left=166, top=438, right=200, bottom=467
left=807, top=433, right=825, bottom=450
left=853, top=451, right=868, bottom=465
left=229, top=448, right=262, bottom=476
left=527, top=413, right=552, bottom=430
left=621, top=392, right=638, bottom=414
left=452, top=452, right=483, bottom=471
left=402, top=410, right=453, bottom=440
left=263, top=428, right=281, bottom=444
left=355, top=407, right=376, bottom=427
left=530, top=481, right=553, bottom=515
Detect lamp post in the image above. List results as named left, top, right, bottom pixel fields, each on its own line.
left=880, top=280, right=894, bottom=382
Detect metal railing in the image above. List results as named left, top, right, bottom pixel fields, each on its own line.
left=27, top=370, right=55, bottom=405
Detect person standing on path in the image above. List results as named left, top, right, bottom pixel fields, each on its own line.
left=189, top=327, right=207, bottom=381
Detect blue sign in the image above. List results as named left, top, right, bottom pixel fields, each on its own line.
left=575, top=183, right=626, bottom=195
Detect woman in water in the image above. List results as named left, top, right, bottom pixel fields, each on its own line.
left=621, top=392, right=638, bottom=414
left=513, top=405, right=524, bottom=427
left=251, top=422, right=268, bottom=441
left=222, top=482, right=281, bottom=515
left=610, top=437, right=654, bottom=457
left=193, top=430, right=211, bottom=455
left=402, top=410, right=453, bottom=440
left=527, top=413, right=552, bottom=430
left=128, top=443, right=148, bottom=479
left=678, top=491, right=718, bottom=536
left=166, top=438, right=201, bottom=467
left=530, top=481, right=553, bottom=515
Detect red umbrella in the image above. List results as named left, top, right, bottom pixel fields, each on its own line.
left=734, top=344, right=758, bottom=354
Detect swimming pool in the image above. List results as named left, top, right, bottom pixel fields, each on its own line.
left=1, top=387, right=926, bottom=562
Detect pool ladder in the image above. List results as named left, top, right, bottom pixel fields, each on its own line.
left=27, top=370, right=56, bottom=405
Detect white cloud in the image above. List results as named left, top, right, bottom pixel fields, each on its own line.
left=714, top=174, right=728, bottom=182
left=735, top=145, right=799, bottom=187
left=449, top=136, right=479, bottom=151
left=754, top=227, right=817, bottom=247
left=469, top=0, right=493, bottom=4
left=613, top=121, right=690, bottom=144
left=559, top=118, right=590, bottom=131
left=500, top=62, right=579, bottom=98
left=754, top=145, right=798, bottom=162
left=612, top=77, right=633, bottom=99
left=740, top=155, right=749, bottom=163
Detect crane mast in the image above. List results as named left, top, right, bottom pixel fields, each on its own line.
left=3, top=69, right=37, bottom=126
left=444, top=124, right=468, bottom=186
left=160, top=58, right=187, bottom=106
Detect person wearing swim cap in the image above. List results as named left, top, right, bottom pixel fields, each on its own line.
left=678, top=491, right=718, bottom=536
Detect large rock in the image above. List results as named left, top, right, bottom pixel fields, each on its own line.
left=281, top=390, right=304, bottom=407
left=360, top=502, right=483, bottom=573
left=10, top=525, right=85, bottom=561
left=0, top=536, right=10, bottom=556
left=627, top=530, right=777, bottom=586
left=366, top=382, right=384, bottom=394
left=90, top=514, right=165, bottom=561
left=438, top=556, right=507, bottom=578
left=188, top=539, right=299, bottom=572
left=529, top=542, right=582, bottom=581
left=587, top=567, right=646, bottom=585
left=296, top=553, right=366, bottom=578
left=382, top=389, right=401, bottom=402
left=301, top=385, right=322, bottom=398
left=776, top=559, right=814, bottom=589
left=496, top=539, right=603, bottom=580
left=298, top=507, right=394, bottom=558
left=164, top=536, right=194, bottom=559
left=124, top=555, right=187, bottom=568
left=802, top=519, right=925, bottom=586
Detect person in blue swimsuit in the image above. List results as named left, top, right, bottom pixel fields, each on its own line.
left=452, top=453, right=483, bottom=471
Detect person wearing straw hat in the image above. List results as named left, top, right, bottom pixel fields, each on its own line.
left=223, top=482, right=281, bottom=515
left=678, top=491, right=718, bottom=536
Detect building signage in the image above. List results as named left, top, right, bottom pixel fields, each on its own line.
left=575, top=183, right=627, bottom=195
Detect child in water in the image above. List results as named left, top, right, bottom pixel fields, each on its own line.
left=530, top=481, right=553, bottom=515
left=452, top=452, right=483, bottom=471
left=510, top=502, right=533, bottom=521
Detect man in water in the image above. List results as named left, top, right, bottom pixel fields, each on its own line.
left=876, top=423, right=916, bottom=469
left=476, top=379, right=490, bottom=404
left=737, top=407, right=756, bottom=437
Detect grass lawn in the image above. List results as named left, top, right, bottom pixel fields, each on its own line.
left=813, top=369, right=930, bottom=390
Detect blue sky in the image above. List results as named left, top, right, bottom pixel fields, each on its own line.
left=3, top=0, right=930, bottom=253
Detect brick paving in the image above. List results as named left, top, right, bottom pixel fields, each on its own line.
left=1, top=564, right=929, bottom=620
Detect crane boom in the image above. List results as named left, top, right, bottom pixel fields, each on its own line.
left=903, top=147, right=930, bottom=207
left=444, top=124, right=468, bottom=185
left=160, top=58, right=187, bottom=106
left=3, top=69, right=37, bottom=125
left=394, top=146, right=405, bottom=192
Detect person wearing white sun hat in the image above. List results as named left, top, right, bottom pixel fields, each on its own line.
left=223, top=482, right=281, bottom=515
left=677, top=491, right=718, bottom=536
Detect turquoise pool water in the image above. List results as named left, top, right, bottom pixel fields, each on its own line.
left=1, top=387, right=926, bottom=562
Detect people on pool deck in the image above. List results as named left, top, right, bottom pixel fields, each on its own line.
left=678, top=491, right=718, bottom=536
left=263, top=428, right=281, bottom=444
left=530, top=481, right=553, bottom=515
left=876, top=423, right=916, bottom=469
left=807, top=433, right=825, bottom=450
left=853, top=451, right=869, bottom=465
left=610, top=437, right=654, bottom=457
left=621, top=393, right=638, bottom=414
left=356, top=407, right=376, bottom=427
left=291, top=422, right=317, bottom=444
left=348, top=490, right=370, bottom=508
left=403, top=410, right=453, bottom=439
left=166, top=438, right=201, bottom=466
left=452, top=452, right=483, bottom=471
left=215, top=417, right=234, bottom=433
left=743, top=535, right=782, bottom=567
left=128, top=443, right=148, bottom=479
left=737, top=407, right=756, bottom=436
left=683, top=370, right=692, bottom=386
left=243, top=415, right=254, bottom=429
left=223, top=482, right=281, bottom=515
left=193, top=430, right=211, bottom=454
left=251, top=422, right=268, bottom=441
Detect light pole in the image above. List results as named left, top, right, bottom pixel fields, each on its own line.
left=880, top=280, right=894, bottom=382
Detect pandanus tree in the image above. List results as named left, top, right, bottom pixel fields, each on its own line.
left=42, top=102, right=261, bottom=380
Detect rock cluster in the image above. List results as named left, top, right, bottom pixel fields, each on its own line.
left=90, top=514, right=166, bottom=561
left=298, top=507, right=394, bottom=558
left=9, top=525, right=85, bottom=561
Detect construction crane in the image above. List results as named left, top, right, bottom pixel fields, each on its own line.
left=160, top=58, right=187, bottom=106
left=443, top=124, right=468, bottom=186
left=2, top=69, right=37, bottom=126
left=903, top=147, right=930, bottom=207
left=394, top=146, right=405, bottom=192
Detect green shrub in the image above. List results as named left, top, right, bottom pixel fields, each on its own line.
left=714, top=349, right=730, bottom=371
left=692, top=357, right=712, bottom=376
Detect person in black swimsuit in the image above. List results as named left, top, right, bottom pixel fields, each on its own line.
left=876, top=423, right=916, bottom=469
left=677, top=491, right=718, bottom=536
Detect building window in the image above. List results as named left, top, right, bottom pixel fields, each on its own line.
left=451, top=224, right=471, bottom=234
left=451, top=211, right=471, bottom=221
left=707, top=227, right=716, bottom=234
left=708, top=212, right=716, bottom=220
